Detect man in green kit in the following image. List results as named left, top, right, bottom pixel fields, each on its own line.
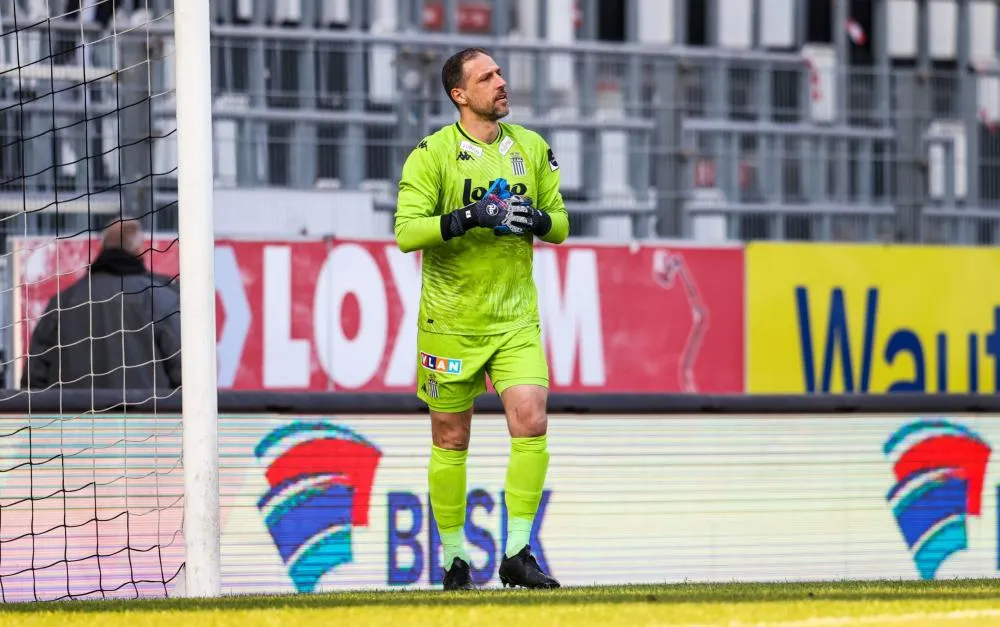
left=394, top=47, right=569, bottom=590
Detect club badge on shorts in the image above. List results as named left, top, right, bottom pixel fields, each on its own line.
left=427, top=374, right=440, bottom=399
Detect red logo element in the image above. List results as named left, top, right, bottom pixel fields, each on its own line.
left=893, top=433, right=991, bottom=515
left=652, top=250, right=709, bottom=393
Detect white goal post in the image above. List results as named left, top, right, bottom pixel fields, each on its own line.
left=174, top=0, right=221, bottom=598
left=0, top=0, right=222, bottom=603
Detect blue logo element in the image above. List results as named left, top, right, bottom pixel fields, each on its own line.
left=884, top=419, right=991, bottom=579
left=255, top=421, right=382, bottom=592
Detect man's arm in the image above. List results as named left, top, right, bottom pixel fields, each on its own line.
left=394, top=141, right=446, bottom=253
left=21, top=298, right=58, bottom=389
left=534, top=143, right=569, bottom=244
left=395, top=140, right=524, bottom=250
left=152, top=289, right=183, bottom=388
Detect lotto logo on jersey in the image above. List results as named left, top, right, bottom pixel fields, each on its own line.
left=462, top=179, right=528, bottom=205
left=420, top=352, right=463, bottom=374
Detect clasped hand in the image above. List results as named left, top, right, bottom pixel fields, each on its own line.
left=465, top=179, right=551, bottom=237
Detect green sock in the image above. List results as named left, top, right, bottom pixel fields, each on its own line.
left=439, top=529, right=465, bottom=571
left=504, top=435, right=549, bottom=557
left=429, top=445, right=469, bottom=567
left=506, top=517, right=533, bottom=558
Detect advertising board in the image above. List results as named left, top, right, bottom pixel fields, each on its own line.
left=747, top=242, right=1000, bottom=394
left=1, top=412, right=999, bottom=600
left=10, top=237, right=744, bottom=393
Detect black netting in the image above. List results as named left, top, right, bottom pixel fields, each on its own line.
left=0, top=0, right=184, bottom=602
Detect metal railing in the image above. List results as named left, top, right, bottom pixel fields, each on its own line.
left=1, top=1, right=999, bottom=244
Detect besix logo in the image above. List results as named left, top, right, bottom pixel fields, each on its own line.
left=883, top=419, right=992, bottom=579
left=255, top=421, right=382, bottom=592
left=256, top=420, right=554, bottom=590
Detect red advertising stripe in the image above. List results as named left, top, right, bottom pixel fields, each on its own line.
left=12, top=238, right=744, bottom=393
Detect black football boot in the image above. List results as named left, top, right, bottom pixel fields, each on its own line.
left=443, top=557, right=476, bottom=591
left=498, top=546, right=560, bottom=589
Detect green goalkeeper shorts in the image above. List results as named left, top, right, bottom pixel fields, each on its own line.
left=416, top=323, right=549, bottom=413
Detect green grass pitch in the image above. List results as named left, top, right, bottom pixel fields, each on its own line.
left=3, top=580, right=1000, bottom=626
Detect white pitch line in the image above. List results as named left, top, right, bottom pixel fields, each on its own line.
left=670, top=607, right=1000, bottom=627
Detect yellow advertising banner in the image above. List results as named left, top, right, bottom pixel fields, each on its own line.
left=747, top=242, right=1000, bottom=394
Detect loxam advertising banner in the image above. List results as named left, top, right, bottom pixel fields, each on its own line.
left=2, top=412, right=1000, bottom=600
left=10, top=237, right=744, bottom=393
left=747, top=242, right=1000, bottom=394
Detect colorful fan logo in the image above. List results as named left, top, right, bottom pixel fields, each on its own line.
left=255, top=421, right=382, bottom=592
left=883, top=419, right=991, bottom=580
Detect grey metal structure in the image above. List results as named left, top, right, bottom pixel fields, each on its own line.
left=0, top=0, right=177, bottom=238
left=1, top=0, right=999, bottom=243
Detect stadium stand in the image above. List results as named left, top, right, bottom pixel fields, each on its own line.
left=2, top=0, right=999, bottom=243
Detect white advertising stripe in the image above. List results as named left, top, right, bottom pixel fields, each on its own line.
left=3, top=412, right=999, bottom=600
left=212, top=413, right=1000, bottom=594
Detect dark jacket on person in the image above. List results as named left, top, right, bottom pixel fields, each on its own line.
left=21, top=248, right=182, bottom=392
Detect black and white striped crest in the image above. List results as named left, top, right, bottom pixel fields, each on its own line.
left=511, top=153, right=526, bottom=177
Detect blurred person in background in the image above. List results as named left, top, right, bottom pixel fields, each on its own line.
left=21, top=218, right=182, bottom=393
left=394, top=47, right=568, bottom=591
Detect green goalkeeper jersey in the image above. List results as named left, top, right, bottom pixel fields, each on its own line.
left=394, top=121, right=570, bottom=336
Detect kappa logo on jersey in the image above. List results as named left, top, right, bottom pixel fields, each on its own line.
left=416, top=140, right=428, bottom=150
left=420, top=351, right=462, bottom=374
left=511, top=153, right=526, bottom=177
left=462, top=179, right=528, bottom=205
left=457, top=152, right=473, bottom=161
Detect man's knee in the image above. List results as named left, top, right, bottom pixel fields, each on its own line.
left=430, top=409, right=473, bottom=449
left=501, top=384, right=548, bottom=438
left=515, top=415, right=547, bottom=438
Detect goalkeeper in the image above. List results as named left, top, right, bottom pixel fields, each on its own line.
left=394, top=47, right=568, bottom=591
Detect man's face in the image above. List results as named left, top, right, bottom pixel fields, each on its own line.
left=454, top=54, right=509, bottom=120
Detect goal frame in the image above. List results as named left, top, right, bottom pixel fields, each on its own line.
left=174, top=0, right=221, bottom=598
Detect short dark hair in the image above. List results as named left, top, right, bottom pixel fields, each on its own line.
left=441, top=47, right=490, bottom=108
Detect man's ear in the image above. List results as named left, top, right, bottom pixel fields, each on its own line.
left=451, top=88, right=467, bottom=106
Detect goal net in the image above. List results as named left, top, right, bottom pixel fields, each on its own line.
left=0, top=0, right=217, bottom=602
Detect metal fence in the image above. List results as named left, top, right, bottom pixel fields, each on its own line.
left=0, top=1, right=178, bottom=241
left=1, top=0, right=999, bottom=244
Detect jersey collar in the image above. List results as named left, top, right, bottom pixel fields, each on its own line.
left=455, top=121, right=504, bottom=146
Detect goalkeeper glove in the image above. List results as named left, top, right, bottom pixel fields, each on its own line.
left=492, top=194, right=533, bottom=236
left=495, top=195, right=552, bottom=237
left=442, top=178, right=525, bottom=239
